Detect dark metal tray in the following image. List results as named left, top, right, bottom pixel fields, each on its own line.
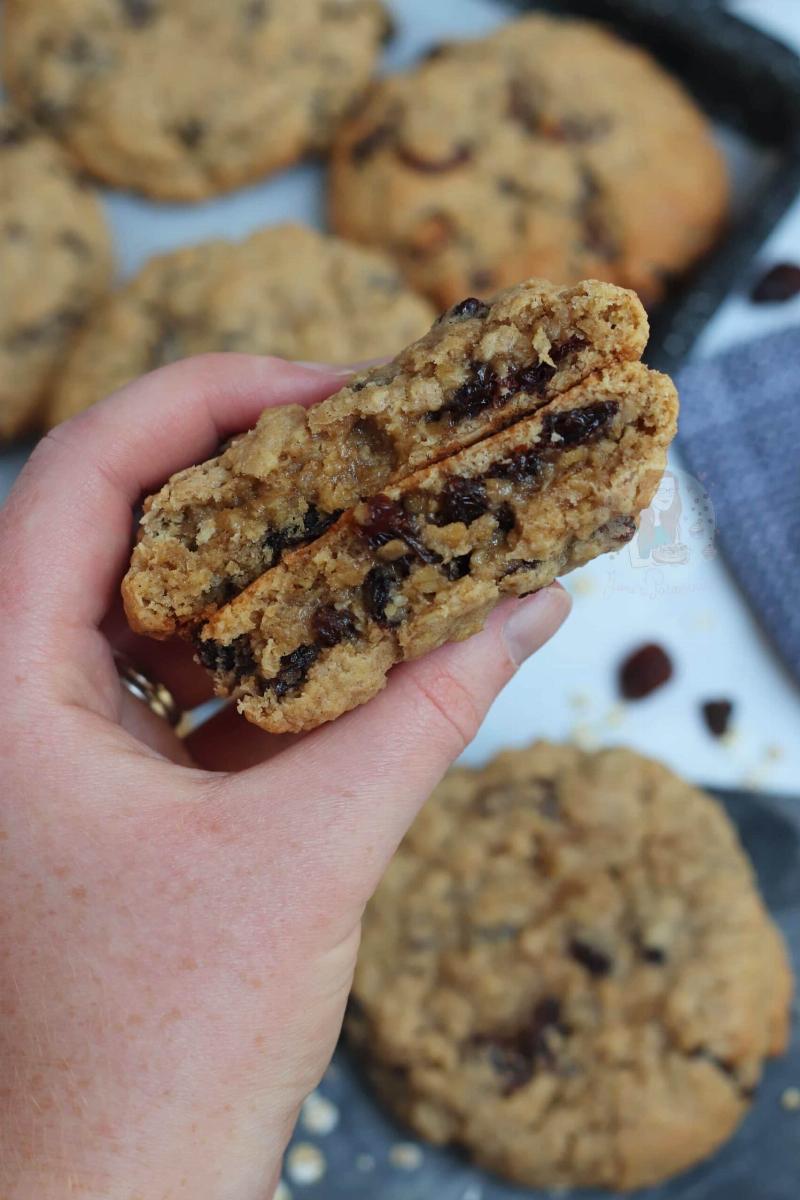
left=504, top=0, right=800, bottom=375
left=285, top=786, right=800, bottom=1198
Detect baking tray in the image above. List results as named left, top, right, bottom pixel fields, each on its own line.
left=285, top=785, right=800, bottom=1199
left=502, top=0, right=800, bottom=375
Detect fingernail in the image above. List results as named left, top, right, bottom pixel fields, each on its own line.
left=502, top=587, right=572, bottom=668
left=294, top=361, right=355, bottom=376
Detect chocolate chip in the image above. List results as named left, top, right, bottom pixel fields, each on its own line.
left=552, top=335, right=588, bottom=364
left=443, top=553, right=472, bottom=581
left=267, top=644, right=320, bottom=699
left=447, top=297, right=491, bottom=321
left=423, top=41, right=450, bottom=62
left=487, top=447, right=543, bottom=484
left=31, top=97, right=69, bottom=131
left=263, top=505, right=339, bottom=561
left=701, top=698, right=734, bottom=738
left=397, top=142, right=472, bottom=173
left=362, top=560, right=409, bottom=627
left=619, top=642, right=673, bottom=700
left=483, top=996, right=567, bottom=1095
left=303, top=505, right=339, bottom=541
left=59, top=230, right=91, bottom=258
left=351, top=121, right=394, bottom=164
left=312, top=604, right=358, bottom=648
left=495, top=502, right=516, bottom=534
left=434, top=361, right=500, bottom=424
left=119, top=0, right=158, bottom=26
left=569, top=938, right=613, bottom=977
left=503, top=558, right=542, bottom=577
left=66, top=33, right=94, bottom=62
left=578, top=168, right=619, bottom=261
left=196, top=634, right=257, bottom=680
left=505, top=359, right=557, bottom=396
left=541, top=400, right=618, bottom=447
left=0, top=117, right=28, bottom=147
left=175, top=118, right=205, bottom=150
left=641, top=945, right=667, bottom=965
left=507, top=78, right=541, bottom=135
left=242, top=0, right=269, bottom=25
left=751, top=263, right=800, bottom=303
left=358, top=494, right=440, bottom=564
left=435, top=477, right=488, bottom=527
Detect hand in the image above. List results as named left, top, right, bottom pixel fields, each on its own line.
left=0, top=355, right=570, bottom=1199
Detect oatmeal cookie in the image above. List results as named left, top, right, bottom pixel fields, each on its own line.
left=348, top=743, right=792, bottom=1191
left=2, top=0, right=388, bottom=200
left=330, top=13, right=728, bottom=306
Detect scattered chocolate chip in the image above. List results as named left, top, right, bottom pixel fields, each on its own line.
left=435, top=477, right=488, bottom=526
left=396, top=141, right=472, bottom=173
left=267, top=644, right=320, bottom=699
left=362, top=560, right=409, bottom=627
left=443, top=553, right=472, bottom=581
left=351, top=120, right=395, bottom=164
left=619, top=642, right=673, bottom=700
left=701, top=698, right=734, bottom=738
left=119, top=0, right=158, bottom=27
left=358, top=494, right=440, bottom=564
left=495, top=502, right=516, bottom=535
left=195, top=634, right=257, bottom=680
left=750, top=263, right=800, bottom=304
left=434, top=361, right=500, bottom=424
left=569, top=937, right=613, bottom=977
left=447, top=297, right=491, bottom=321
left=175, top=118, right=205, bottom=150
left=487, top=447, right=543, bottom=484
left=311, top=605, right=358, bottom=648
left=541, top=400, right=618, bottom=448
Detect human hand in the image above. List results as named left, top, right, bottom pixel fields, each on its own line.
left=0, top=355, right=570, bottom=1199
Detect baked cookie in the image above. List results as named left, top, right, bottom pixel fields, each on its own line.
left=330, top=14, right=728, bottom=307
left=49, top=224, right=435, bottom=426
left=196, top=361, right=676, bottom=733
left=349, top=743, right=793, bottom=1192
left=122, top=278, right=649, bottom=638
left=0, top=106, right=112, bottom=441
left=2, top=0, right=388, bottom=201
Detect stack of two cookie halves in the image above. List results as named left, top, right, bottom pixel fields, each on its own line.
left=123, top=277, right=678, bottom=732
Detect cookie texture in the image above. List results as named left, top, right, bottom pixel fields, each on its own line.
left=49, top=224, right=435, bottom=427
left=197, top=362, right=677, bottom=733
left=2, top=0, right=388, bottom=200
left=349, top=743, right=793, bottom=1192
left=0, top=106, right=112, bottom=440
left=330, top=14, right=728, bottom=307
left=122, top=278, right=648, bottom=637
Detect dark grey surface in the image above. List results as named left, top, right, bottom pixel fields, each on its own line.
left=285, top=786, right=800, bottom=1197
left=678, top=327, right=800, bottom=687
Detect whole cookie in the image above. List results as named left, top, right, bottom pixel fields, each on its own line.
left=49, top=224, right=436, bottom=425
left=349, top=743, right=792, bottom=1192
left=0, top=107, right=113, bottom=441
left=330, top=14, right=728, bottom=307
left=2, top=0, right=388, bottom=200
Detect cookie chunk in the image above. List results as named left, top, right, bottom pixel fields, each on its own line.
left=197, top=362, right=677, bottom=733
left=330, top=14, right=728, bottom=307
left=49, top=224, right=436, bottom=427
left=348, top=743, right=792, bottom=1192
left=122, top=278, right=648, bottom=637
left=2, top=0, right=388, bottom=200
left=0, top=106, right=112, bottom=440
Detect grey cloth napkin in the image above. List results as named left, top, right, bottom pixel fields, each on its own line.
left=677, top=325, right=800, bottom=683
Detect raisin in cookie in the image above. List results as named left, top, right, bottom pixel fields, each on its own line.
left=2, top=0, right=388, bottom=201
left=197, top=361, right=677, bottom=733
left=49, top=224, right=435, bottom=427
left=0, top=106, right=112, bottom=441
left=348, top=743, right=793, bottom=1192
left=122, top=278, right=649, bottom=637
left=330, top=14, right=728, bottom=307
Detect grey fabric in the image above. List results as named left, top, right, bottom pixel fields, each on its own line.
left=677, top=326, right=800, bottom=681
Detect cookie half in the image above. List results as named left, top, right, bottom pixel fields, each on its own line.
left=2, top=0, right=388, bottom=200
left=197, top=362, right=677, bottom=733
left=330, top=13, right=728, bottom=306
left=122, top=277, right=648, bottom=637
left=349, top=743, right=793, bottom=1191
left=0, top=106, right=112, bottom=440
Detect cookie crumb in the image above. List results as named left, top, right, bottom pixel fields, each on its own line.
left=765, top=743, right=785, bottom=762
left=355, top=1153, right=375, bottom=1172
left=301, top=1091, right=339, bottom=1136
left=605, top=703, right=626, bottom=728
left=389, top=1142, right=423, bottom=1170
left=569, top=691, right=592, bottom=712
left=570, top=723, right=600, bottom=751
left=571, top=575, right=596, bottom=597
left=720, top=728, right=740, bottom=750
left=286, top=1143, right=326, bottom=1186
left=781, top=1087, right=800, bottom=1111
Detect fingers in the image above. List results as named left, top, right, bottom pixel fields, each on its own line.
left=0, top=355, right=350, bottom=646
left=219, top=587, right=571, bottom=899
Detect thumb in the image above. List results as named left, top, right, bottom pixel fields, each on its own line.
left=225, top=585, right=570, bottom=906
